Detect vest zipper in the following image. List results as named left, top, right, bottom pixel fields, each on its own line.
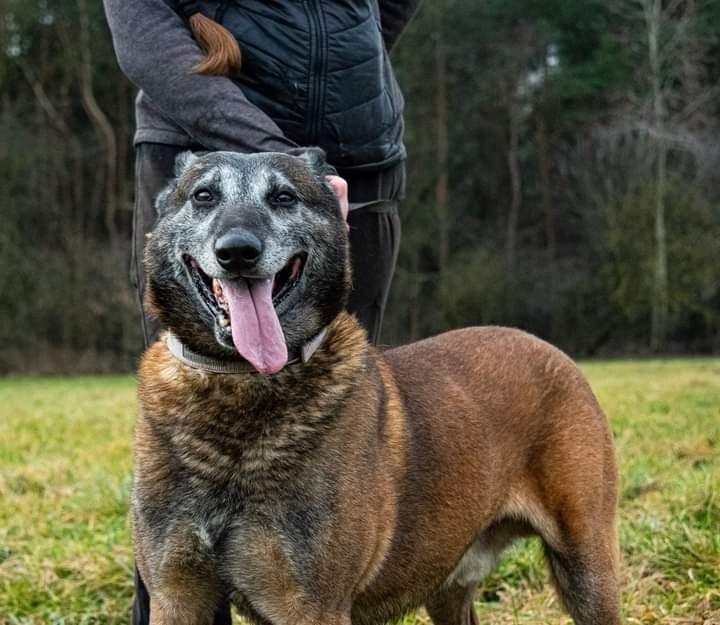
left=304, top=0, right=327, bottom=143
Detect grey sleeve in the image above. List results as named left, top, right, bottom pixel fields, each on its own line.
left=379, top=0, right=422, bottom=51
left=102, top=0, right=297, bottom=153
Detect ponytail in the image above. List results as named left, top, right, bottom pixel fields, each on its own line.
left=178, top=1, right=242, bottom=77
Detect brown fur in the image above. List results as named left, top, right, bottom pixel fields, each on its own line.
left=189, top=13, right=241, bottom=77
left=135, top=313, right=621, bottom=625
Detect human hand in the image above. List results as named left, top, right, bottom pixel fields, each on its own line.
left=325, top=175, right=349, bottom=226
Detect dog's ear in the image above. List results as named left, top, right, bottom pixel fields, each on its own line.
left=287, top=147, right=336, bottom=178
left=174, top=150, right=199, bottom=177
left=155, top=181, right=177, bottom=216
left=154, top=151, right=199, bottom=216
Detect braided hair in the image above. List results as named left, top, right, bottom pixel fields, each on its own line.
left=178, top=0, right=241, bottom=76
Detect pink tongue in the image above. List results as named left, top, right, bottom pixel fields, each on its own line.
left=219, top=278, right=288, bottom=374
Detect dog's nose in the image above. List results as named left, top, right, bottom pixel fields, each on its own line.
left=214, top=230, right=264, bottom=272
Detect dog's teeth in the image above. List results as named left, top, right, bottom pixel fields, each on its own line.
left=219, top=317, right=230, bottom=328
left=212, top=278, right=226, bottom=304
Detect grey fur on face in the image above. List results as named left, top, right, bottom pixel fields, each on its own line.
left=144, top=150, right=350, bottom=360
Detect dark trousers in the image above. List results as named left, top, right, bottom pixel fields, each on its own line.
left=130, top=143, right=401, bottom=624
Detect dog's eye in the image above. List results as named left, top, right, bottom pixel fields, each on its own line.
left=272, top=191, right=297, bottom=205
left=193, top=188, right=214, bottom=203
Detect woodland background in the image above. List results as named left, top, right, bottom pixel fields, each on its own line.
left=2, top=0, right=720, bottom=374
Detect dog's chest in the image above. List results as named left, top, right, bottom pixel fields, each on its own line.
left=166, top=393, right=334, bottom=490
left=174, top=497, right=329, bottom=619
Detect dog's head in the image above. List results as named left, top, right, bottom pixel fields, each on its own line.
left=144, top=149, right=350, bottom=373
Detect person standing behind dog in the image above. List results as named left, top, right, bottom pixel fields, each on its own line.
left=105, top=0, right=419, bottom=348
left=103, top=0, right=420, bottom=623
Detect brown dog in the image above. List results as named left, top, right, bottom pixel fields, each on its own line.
left=134, top=150, right=620, bottom=625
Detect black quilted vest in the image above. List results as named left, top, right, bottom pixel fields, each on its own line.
left=214, top=0, right=406, bottom=170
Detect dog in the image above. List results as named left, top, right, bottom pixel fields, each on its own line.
left=134, top=149, right=621, bottom=625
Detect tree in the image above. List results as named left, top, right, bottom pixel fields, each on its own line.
left=609, top=0, right=720, bottom=351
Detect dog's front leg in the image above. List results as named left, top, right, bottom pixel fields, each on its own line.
left=150, top=596, right=221, bottom=625
left=291, top=611, right=351, bottom=625
left=136, top=525, right=225, bottom=625
left=145, top=582, right=224, bottom=625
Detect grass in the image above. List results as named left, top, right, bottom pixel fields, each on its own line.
left=1, top=360, right=719, bottom=624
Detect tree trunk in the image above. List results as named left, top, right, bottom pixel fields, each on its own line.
left=77, top=0, right=119, bottom=242
left=505, top=101, right=522, bottom=280
left=646, top=0, right=669, bottom=351
left=651, top=143, right=668, bottom=352
left=433, top=3, right=449, bottom=313
left=409, top=253, right=421, bottom=343
left=536, top=117, right=556, bottom=260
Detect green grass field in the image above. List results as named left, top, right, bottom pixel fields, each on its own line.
left=1, top=360, right=719, bottom=625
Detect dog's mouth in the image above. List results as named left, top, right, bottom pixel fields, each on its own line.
left=269, top=253, right=306, bottom=306
left=184, top=253, right=306, bottom=315
left=183, top=254, right=306, bottom=373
